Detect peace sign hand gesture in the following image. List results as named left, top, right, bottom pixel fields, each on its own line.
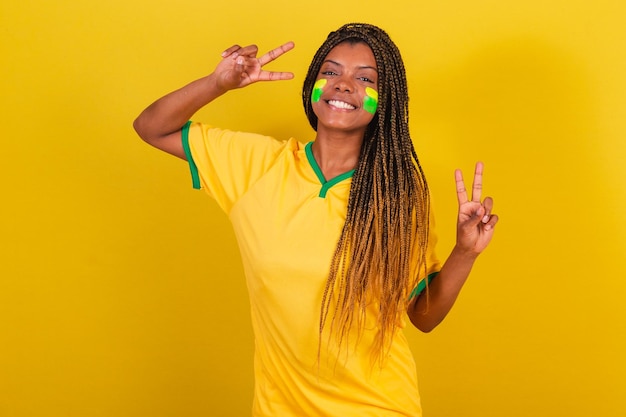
left=214, top=42, right=295, bottom=92
left=455, top=162, right=499, bottom=256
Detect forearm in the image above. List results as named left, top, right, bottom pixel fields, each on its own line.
left=133, top=42, right=295, bottom=159
left=408, top=246, right=478, bottom=332
left=133, top=73, right=226, bottom=144
left=408, top=161, right=498, bottom=332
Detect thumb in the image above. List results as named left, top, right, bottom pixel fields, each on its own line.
left=464, top=204, right=485, bottom=228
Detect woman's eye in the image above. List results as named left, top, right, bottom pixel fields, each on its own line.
left=322, top=71, right=337, bottom=76
left=358, top=77, right=374, bottom=83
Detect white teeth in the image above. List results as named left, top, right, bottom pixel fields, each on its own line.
left=328, top=100, right=356, bottom=110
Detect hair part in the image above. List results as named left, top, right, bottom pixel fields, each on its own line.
left=302, top=23, right=431, bottom=364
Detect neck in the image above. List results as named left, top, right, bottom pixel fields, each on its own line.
left=311, top=130, right=363, bottom=180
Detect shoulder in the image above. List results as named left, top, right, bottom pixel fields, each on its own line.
left=187, top=122, right=305, bottom=151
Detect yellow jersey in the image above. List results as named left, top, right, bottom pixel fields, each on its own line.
left=183, top=121, right=440, bottom=417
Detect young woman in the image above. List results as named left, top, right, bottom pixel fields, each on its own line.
left=134, top=23, right=498, bottom=417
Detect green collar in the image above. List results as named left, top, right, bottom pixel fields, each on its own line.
left=305, top=142, right=355, bottom=198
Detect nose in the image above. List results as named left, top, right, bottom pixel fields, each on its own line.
left=333, top=75, right=355, bottom=93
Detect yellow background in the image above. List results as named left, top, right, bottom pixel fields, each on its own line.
left=1, top=1, right=625, bottom=416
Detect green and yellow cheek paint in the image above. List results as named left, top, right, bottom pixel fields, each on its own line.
left=363, top=87, right=379, bottom=114
left=312, top=79, right=378, bottom=114
left=311, top=79, right=327, bottom=103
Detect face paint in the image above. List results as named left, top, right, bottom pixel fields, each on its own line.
left=363, top=87, right=378, bottom=114
left=311, top=79, right=327, bottom=103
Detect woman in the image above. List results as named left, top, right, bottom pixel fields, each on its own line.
left=134, top=23, right=497, bottom=417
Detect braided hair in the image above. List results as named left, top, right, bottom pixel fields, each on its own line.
left=302, top=23, right=431, bottom=362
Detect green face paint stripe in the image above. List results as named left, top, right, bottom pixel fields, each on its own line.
left=312, top=89, right=322, bottom=103
left=311, top=79, right=327, bottom=103
left=363, top=97, right=377, bottom=114
left=181, top=121, right=201, bottom=189
left=363, top=87, right=379, bottom=114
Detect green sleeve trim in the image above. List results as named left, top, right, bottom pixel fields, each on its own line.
left=305, top=142, right=355, bottom=198
left=181, top=121, right=201, bottom=190
left=409, top=271, right=440, bottom=300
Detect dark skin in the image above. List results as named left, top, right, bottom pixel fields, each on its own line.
left=309, top=42, right=378, bottom=180
left=132, top=42, right=295, bottom=159
left=408, top=162, right=497, bottom=332
left=133, top=41, right=499, bottom=333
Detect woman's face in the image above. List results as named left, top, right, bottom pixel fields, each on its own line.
left=311, top=41, right=379, bottom=136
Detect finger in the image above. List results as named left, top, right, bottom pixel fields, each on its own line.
left=257, top=70, right=295, bottom=82
left=221, top=44, right=242, bottom=58
left=458, top=204, right=486, bottom=236
left=234, top=56, right=245, bottom=72
left=481, top=196, right=493, bottom=223
left=258, top=41, right=295, bottom=66
left=233, top=44, right=259, bottom=58
left=483, top=213, right=499, bottom=231
left=455, top=168, right=468, bottom=205
left=472, top=161, right=484, bottom=202
left=471, top=205, right=486, bottom=226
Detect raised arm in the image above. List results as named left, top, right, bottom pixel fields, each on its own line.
left=133, top=42, right=295, bottom=159
left=408, top=162, right=499, bottom=332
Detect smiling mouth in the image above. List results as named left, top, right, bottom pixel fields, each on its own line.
left=327, top=99, right=356, bottom=110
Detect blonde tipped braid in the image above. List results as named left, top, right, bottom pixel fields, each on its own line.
left=302, top=23, right=431, bottom=363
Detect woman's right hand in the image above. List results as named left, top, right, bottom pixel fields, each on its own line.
left=214, top=42, right=295, bottom=92
left=133, top=41, right=295, bottom=160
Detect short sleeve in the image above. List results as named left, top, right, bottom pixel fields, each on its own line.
left=409, top=205, right=442, bottom=299
left=182, top=121, right=285, bottom=213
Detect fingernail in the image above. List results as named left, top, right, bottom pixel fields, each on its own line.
left=482, top=215, right=490, bottom=223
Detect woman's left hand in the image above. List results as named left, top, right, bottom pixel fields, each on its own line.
left=454, top=162, right=499, bottom=255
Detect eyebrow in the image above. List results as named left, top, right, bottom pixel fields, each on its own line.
left=323, top=59, right=378, bottom=72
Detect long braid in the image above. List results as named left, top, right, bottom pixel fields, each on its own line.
left=303, top=23, right=431, bottom=363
